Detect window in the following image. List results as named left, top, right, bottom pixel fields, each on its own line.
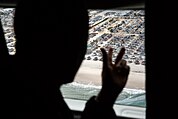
left=0, top=7, right=16, bottom=55
left=0, top=8, right=145, bottom=119
left=61, top=9, right=146, bottom=118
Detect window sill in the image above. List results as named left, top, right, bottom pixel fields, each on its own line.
left=64, top=98, right=146, bottom=119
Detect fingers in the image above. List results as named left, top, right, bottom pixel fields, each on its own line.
left=115, top=47, right=125, bottom=64
left=101, top=47, right=127, bottom=71
left=101, top=47, right=114, bottom=67
left=121, top=65, right=130, bottom=77
left=100, top=48, right=108, bottom=67
left=116, top=60, right=130, bottom=76
left=116, top=59, right=126, bottom=67
left=108, top=48, right=113, bottom=66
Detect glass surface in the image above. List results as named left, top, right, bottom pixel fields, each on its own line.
left=61, top=9, right=146, bottom=108
left=0, top=8, right=16, bottom=55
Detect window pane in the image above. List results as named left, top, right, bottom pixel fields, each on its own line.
left=61, top=9, right=146, bottom=108
left=0, top=8, right=16, bottom=55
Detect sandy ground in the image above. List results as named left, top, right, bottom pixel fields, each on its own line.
left=74, top=60, right=145, bottom=90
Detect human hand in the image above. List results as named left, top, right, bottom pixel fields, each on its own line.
left=95, top=47, right=130, bottom=106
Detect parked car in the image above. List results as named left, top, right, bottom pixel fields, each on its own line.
left=87, top=56, right=91, bottom=60
left=93, top=56, right=98, bottom=61
left=128, top=60, right=133, bottom=63
left=134, top=60, right=140, bottom=65
left=141, top=60, right=145, bottom=65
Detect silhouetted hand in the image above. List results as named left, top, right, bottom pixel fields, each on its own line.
left=95, top=47, right=130, bottom=107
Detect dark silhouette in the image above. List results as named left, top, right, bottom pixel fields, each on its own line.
left=0, top=0, right=142, bottom=119
left=0, top=17, right=16, bottom=118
